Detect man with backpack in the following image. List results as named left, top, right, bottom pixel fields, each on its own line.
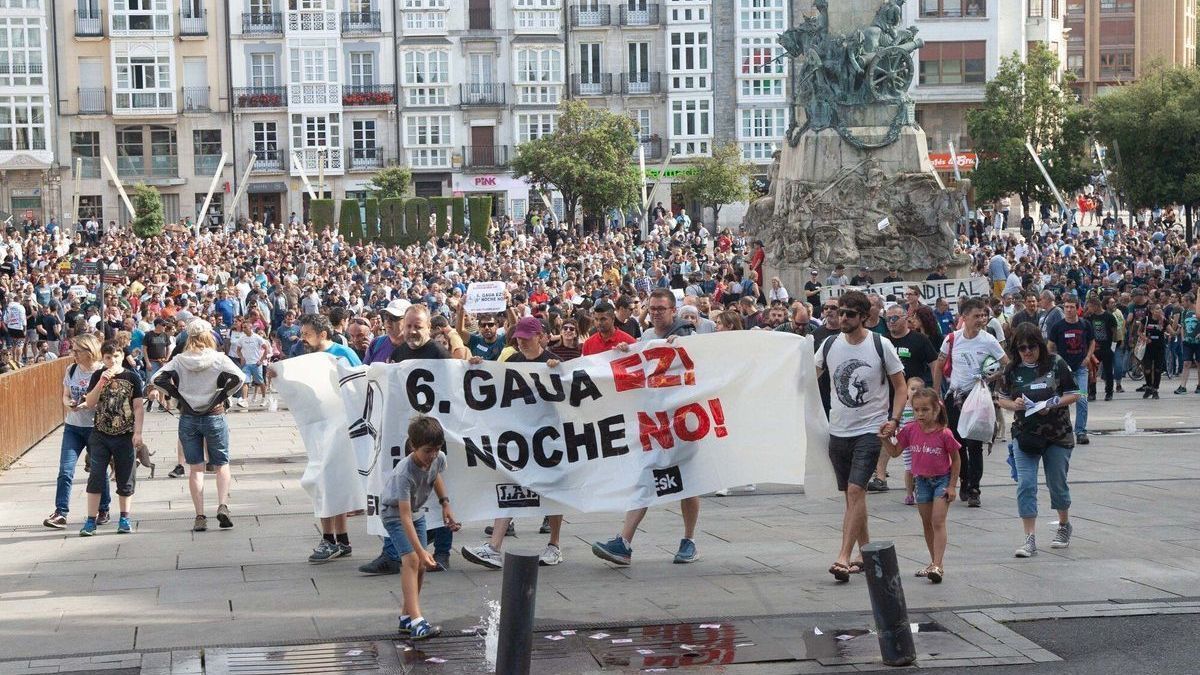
left=814, top=291, right=908, bottom=583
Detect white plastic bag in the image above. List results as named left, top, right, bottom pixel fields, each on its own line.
left=957, top=381, right=996, bottom=442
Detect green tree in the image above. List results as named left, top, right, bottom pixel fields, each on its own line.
left=365, top=166, right=412, bottom=200
left=965, top=43, right=1090, bottom=215
left=511, top=100, right=640, bottom=227
left=1092, top=63, right=1200, bottom=243
left=675, top=143, right=753, bottom=226
left=130, top=183, right=165, bottom=238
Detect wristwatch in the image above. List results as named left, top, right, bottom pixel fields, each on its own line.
left=438, top=497, right=450, bottom=505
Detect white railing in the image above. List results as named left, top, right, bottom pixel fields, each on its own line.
left=291, top=147, right=344, bottom=175
left=286, top=9, right=339, bottom=32
left=110, top=12, right=172, bottom=36
left=288, top=83, right=342, bottom=107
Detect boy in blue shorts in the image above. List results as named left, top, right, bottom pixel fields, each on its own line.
left=381, top=416, right=460, bottom=639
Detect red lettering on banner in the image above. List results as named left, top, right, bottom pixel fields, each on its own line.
left=474, top=176, right=497, bottom=186
left=611, top=354, right=647, bottom=392
left=708, top=398, right=727, bottom=437
left=639, top=397, right=729, bottom=451
left=610, top=346, right=696, bottom=393
left=672, top=403, right=710, bottom=442
left=643, top=346, right=682, bottom=388
left=638, top=411, right=674, bottom=451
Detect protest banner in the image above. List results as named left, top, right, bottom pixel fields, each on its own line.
left=820, top=277, right=990, bottom=307
left=273, top=332, right=827, bottom=532
left=464, top=281, right=507, bottom=314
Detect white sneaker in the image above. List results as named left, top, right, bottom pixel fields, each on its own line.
left=1014, top=533, right=1037, bottom=558
left=236, top=397, right=248, bottom=409
left=538, top=543, right=563, bottom=566
left=744, top=484, right=758, bottom=492
left=461, top=543, right=503, bottom=570
left=714, top=488, right=730, bottom=496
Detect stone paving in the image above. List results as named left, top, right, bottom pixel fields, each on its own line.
left=2, top=392, right=1199, bottom=672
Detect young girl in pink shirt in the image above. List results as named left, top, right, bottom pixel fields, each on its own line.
left=882, top=387, right=961, bottom=583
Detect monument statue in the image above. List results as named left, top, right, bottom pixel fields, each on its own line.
left=744, top=0, right=968, bottom=283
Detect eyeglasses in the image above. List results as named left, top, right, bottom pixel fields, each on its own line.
left=1016, top=344, right=1039, bottom=353
left=886, top=316, right=903, bottom=323
left=478, top=323, right=496, bottom=328
left=648, top=306, right=671, bottom=313
left=838, top=309, right=860, bottom=318
left=562, top=326, right=577, bottom=332
left=822, top=305, right=838, bottom=312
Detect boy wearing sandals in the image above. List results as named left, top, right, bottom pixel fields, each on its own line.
left=380, top=416, right=460, bottom=640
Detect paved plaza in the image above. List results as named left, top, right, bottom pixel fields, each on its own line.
left=2, top=392, right=1199, bottom=672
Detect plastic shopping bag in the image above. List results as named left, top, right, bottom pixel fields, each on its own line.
left=957, top=380, right=996, bottom=443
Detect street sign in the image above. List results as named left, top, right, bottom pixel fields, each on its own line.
left=73, top=260, right=99, bottom=275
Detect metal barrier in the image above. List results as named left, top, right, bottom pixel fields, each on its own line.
left=0, top=359, right=71, bottom=469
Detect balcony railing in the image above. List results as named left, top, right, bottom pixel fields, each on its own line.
left=118, top=156, right=179, bottom=179
left=571, top=73, right=612, bottom=96
left=289, top=83, right=342, bottom=107
left=78, top=87, right=107, bottom=114
left=621, top=71, right=662, bottom=95
left=570, top=5, right=611, bottom=26
left=110, top=11, right=171, bottom=36
left=286, top=9, right=339, bottom=32
left=463, top=145, right=510, bottom=169
left=468, top=7, right=491, bottom=29
left=194, top=154, right=223, bottom=176
left=342, top=84, right=396, bottom=106
left=0, top=63, right=43, bottom=75
left=74, top=157, right=102, bottom=179
left=619, top=3, right=659, bottom=25
left=342, top=11, right=381, bottom=33
left=180, top=9, right=206, bottom=35
left=75, top=11, right=103, bottom=37
left=291, top=147, right=344, bottom=174
left=242, top=12, right=283, bottom=34
left=234, top=87, right=286, bottom=109
left=252, top=149, right=284, bottom=172
left=460, top=82, right=505, bottom=106
left=349, top=147, right=384, bottom=170
left=181, top=86, right=211, bottom=112
left=115, top=91, right=175, bottom=114
left=638, top=136, right=662, bottom=160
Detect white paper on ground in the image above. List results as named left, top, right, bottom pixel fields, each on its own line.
left=589, top=633, right=610, bottom=640
left=345, top=649, right=363, bottom=656
left=637, top=649, right=655, bottom=655
left=545, top=635, right=565, bottom=641
left=613, top=638, right=633, bottom=644
left=699, top=623, right=721, bottom=629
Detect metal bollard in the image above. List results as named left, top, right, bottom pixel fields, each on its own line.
left=861, top=541, right=916, bottom=667
left=495, top=551, right=540, bottom=675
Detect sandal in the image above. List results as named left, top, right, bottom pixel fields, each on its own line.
left=828, top=562, right=851, bottom=583
left=847, top=560, right=865, bottom=574
left=915, top=565, right=932, bottom=578
left=927, top=566, right=944, bottom=584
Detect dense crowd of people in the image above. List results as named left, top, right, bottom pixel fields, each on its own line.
left=3, top=197, right=1199, bottom=636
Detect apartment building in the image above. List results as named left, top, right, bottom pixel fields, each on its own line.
left=54, top=0, right=232, bottom=228
left=1065, top=0, right=1196, bottom=100
left=0, top=0, right=56, bottom=225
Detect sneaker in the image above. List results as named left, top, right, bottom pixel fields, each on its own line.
left=484, top=521, right=516, bottom=537
left=357, top=554, right=400, bottom=575
left=744, top=484, right=757, bottom=492
left=117, top=516, right=132, bottom=534
left=713, top=488, right=730, bottom=496
left=96, top=510, right=110, bottom=526
left=216, top=504, right=233, bottom=529
left=539, top=543, right=563, bottom=566
left=1050, top=521, right=1073, bottom=549
left=903, top=494, right=915, bottom=506
left=1116, top=384, right=1125, bottom=393
left=398, top=616, right=412, bottom=635
left=866, top=477, right=889, bottom=492
left=432, top=551, right=450, bottom=572
left=79, top=518, right=97, bottom=537
left=1087, top=394, right=1096, bottom=402
left=1076, top=433, right=1090, bottom=445
left=673, top=538, right=699, bottom=564
left=1152, top=389, right=1160, bottom=400
left=337, top=542, right=352, bottom=557
left=1176, top=386, right=1188, bottom=395
left=461, top=543, right=503, bottom=570
left=1136, top=385, right=1147, bottom=392
left=167, top=464, right=185, bottom=479
left=1104, top=393, right=1113, bottom=401
left=591, top=536, right=632, bottom=566
left=308, top=540, right=344, bottom=564
left=539, top=516, right=551, bottom=534
left=43, top=511, right=67, bottom=529
left=192, top=515, right=207, bottom=532
left=236, top=397, right=248, bottom=409
left=1014, top=533, right=1037, bottom=558
left=410, top=619, right=441, bottom=640
left=967, top=495, right=981, bottom=508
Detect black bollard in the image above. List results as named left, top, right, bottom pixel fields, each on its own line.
left=861, top=541, right=916, bottom=667
left=495, top=551, right=540, bottom=675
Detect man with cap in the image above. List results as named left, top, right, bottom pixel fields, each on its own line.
left=826, top=265, right=849, bottom=287
left=804, top=270, right=822, bottom=306
left=850, top=266, right=875, bottom=287
left=364, top=299, right=410, bottom=364
left=461, top=317, right=567, bottom=570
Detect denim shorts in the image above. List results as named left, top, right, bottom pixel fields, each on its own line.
left=380, top=509, right=427, bottom=558
left=179, top=414, right=230, bottom=466
left=914, top=473, right=951, bottom=504
left=242, top=363, right=265, bottom=385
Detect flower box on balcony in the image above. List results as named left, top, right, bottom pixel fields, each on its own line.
left=342, top=91, right=395, bottom=106
left=238, top=93, right=283, bottom=108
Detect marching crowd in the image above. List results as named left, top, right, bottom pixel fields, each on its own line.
left=3, top=199, right=1199, bottom=637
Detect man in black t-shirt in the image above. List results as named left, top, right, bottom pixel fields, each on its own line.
left=804, top=270, right=822, bottom=306
left=1048, top=297, right=1094, bottom=444
left=884, top=305, right=937, bottom=383
left=36, top=305, right=61, bottom=354
left=1085, top=297, right=1118, bottom=401
left=615, top=295, right=642, bottom=338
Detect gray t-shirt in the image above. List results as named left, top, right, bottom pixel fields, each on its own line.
left=381, top=452, right=446, bottom=511
left=64, top=363, right=99, bottom=428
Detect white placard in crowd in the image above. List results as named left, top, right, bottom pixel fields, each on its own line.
left=464, top=281, right=507, bottom=314
left=820, top=277, right=991, bottom=306
left=273, top=332, right=827, bottom=532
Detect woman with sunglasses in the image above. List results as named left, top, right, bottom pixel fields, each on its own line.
left=549, top=319, right=583, bottom=361
left=995, top=323, right=1079, bottom=557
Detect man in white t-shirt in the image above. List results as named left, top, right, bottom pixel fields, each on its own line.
left=814, top=290, right=908, bottom=583
left=235, top=323, right=270, bottom=407
left=932, top=297, right=1008, bottom=508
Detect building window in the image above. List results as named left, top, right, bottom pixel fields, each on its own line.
left=193, top=129, right=221, bottom=175
left=404, top=11, right=446, bottom=30
left=0, top=18, right=44, bottom=88
left=71, top=132, right=101, bottom=178
left=670, top=31, right=709, bottom=71
left=78, top=195, right=103, bottom=222
left=1028, top=0, right=1043, bottom=17
left=739, top=107, right=785, bottom=161
left=1099, top=17, right=1134, bottom=46
left=671, top=98, right=710, bottom=137
left=402, top=50, right=449, bottom=105
left=116, top=125, right=177, bottom=178
left=739, top=37, right=783, bottom=76
left=921, top=0, right=986, bottom=17
left=1066, top=53, right=1084, bottom=78
left=1066, top=0, right=1084, bottom=14
left=290, top=44, right=338, bottom=84
left=115, top=52, right=174, bottom=111
left=252, top=121, right=278, bottom=159
left=404, top=114, right=451, bottom=167
left=1099, top=0, right=1134, bottom=11
left=0, top=95, right=46, bottom=152
left=111, top=0, right=171, bottom=34
left=352, top=120, right=376, bottom=150
left=404, top=0, right=448, bottom=7
left=291, top=113, right=341, bottom=149
left=515, top=48, right=562, bottom=104
left=918, top=41, right=986, bottom=85
left=515, top=112, right=557, bottom=144
left=1098, top=50, right=1133, bottom=78
left=669, top=7, right=707, bottom=22
left=629, top=108, right=651, bottom=137
left=740, top=78, right=784, bottom=97
left=250, top=53, right=277, bottom=88
left=349, top=52, right=375, bottom=86
left=738, top=0, right=785, bottom=31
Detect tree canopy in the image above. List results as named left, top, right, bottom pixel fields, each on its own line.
left=675, top=143, right=753, bottom=226
left=365, top=166, right=412, bottom=200
left=511, top=100, right=641, bottom=226
left=965, top=43, right=1090, bottom=212
left=130, top=184, right=165, bottom=238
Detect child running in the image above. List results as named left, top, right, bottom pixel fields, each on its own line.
left=380, top=416, right=460, bottom=640
left=882, top=387, right=960, bottom=583
left=899, top=377, right=924, bottom=507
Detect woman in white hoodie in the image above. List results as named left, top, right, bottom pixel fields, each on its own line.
left=152, top=321, right=245, bottom=532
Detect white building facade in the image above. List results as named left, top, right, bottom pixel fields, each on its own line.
left=0, top=0, right=55, bottom=225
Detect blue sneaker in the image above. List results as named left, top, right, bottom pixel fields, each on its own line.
left=410, top=619, right=441, bottom=640
left=591, top=536, right=632, bottom=566
left=116, top=517, right=132, bottom=534
left=79, top=518, right=97, bottom=537
left=398, top=616, right=412, bottom=635
left=673, top=538, right=698, bottom=564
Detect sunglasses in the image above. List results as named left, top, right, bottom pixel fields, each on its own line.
left=1016, top=343, right=1039, bottom=353
left=822, top=305, right=837, bottom=312
left=562, top=326, right=577, bottom=331
left=838, top=309, right=860, bottom=318
left=478, top=323, right=496, bottom=328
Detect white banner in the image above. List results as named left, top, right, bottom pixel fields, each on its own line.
left=820, top=276, right=991, bottom=306
left=273, top=333, right=828, bottom=532
left=464, top=281, right=507, bottom=314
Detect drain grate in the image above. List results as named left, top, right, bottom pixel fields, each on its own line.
left=210, top=641, right=392, bottom=674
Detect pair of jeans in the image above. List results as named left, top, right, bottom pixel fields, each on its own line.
left=179, top=414, right=230, bottom=466
left=55, top=424, right=110, bottom=515
left=1168, top=339, right=1183, bottom=377
left=382, top=526, right=452, bottom=561
left=1071, top=367, right=1089, bottom=435
left=1114, top=346, right=1129, bottom=382
left=1012, top=440, right=1072, bottom=519
left=945, top=394, right=985, bottom=495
